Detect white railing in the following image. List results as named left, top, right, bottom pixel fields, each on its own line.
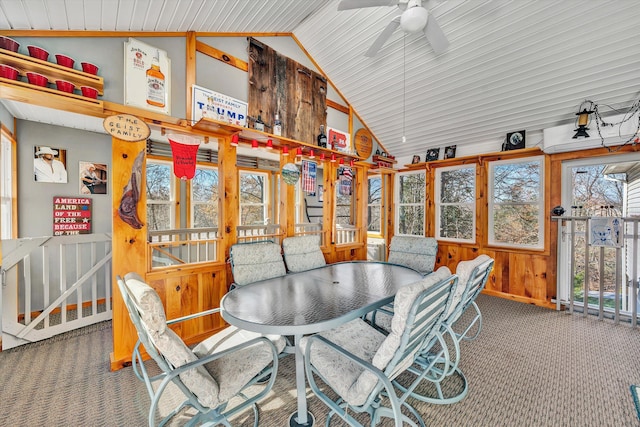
left=237, top=224, right=282, bottom=244
left=556, top=216, right=639, bottom=327
left=295, top=223, right=325, bottom=246
left=148, top=227, right=220, bottom=269
left=1, top=234, right=112, bottom=349
left=335, top=224, right=359, bottom=245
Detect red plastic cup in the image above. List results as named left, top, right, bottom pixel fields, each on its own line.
left=80, top=62, right=98, bottom=75
left=26, top=72, right=48, bottom=87
left=55, top=79, right=75, bottom=93
left=27, top=45, right=49, bottom=61
left=80, top=86, right=98, bottom=99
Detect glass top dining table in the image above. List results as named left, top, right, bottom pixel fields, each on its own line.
left=220, top=261, right=424, bottom=427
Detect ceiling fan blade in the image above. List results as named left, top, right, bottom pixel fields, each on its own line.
left=338, top=0, right=399, bottom=11
left=424, top=13, right=449, bottom=54
left=365, top=16, right=401, bottom=57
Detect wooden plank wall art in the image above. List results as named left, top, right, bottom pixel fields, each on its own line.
left=247, top=37, right=327, bottom=145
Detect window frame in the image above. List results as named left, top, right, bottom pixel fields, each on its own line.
left=435, top=164, right=476, bottom=243
left=239, top=170, right=269, bottom=225
left=395, top=170, right=426, bottom=236
left=367, top=174, right=383, bottom=236
left=487, top=155, right=545, bottom=249
left=146, top=158, right=177, bottom=231
left=0, top=127, right=17, bottom=239
left=189, top=164, right=219, bottom=229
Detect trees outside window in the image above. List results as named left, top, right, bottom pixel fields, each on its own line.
left=146, top=160, right=175, bottom=231
left=436, top=165, right=475, bottom=242
left=367, top=175, right=382, bottom=233
left=396, top=171, right=425, bottom=236
left=488, top=156, right=544, bottom=248
left=191, top=166, right=219, bottom=228
left=240, top=171, right=267, bottom=225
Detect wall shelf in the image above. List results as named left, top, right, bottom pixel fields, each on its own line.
left=193, top=117, right=364, bottom=161
left=0, top=49, right=104, bottom=95
left=0, top=80, right=104, bottom=116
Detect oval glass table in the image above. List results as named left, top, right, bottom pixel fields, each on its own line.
left=221, top=261, right=423, bottom=427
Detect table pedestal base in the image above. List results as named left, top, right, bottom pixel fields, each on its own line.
left=289, top=411, right=315, bottom=427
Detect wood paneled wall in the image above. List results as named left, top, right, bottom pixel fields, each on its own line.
left=247, top=38, right=327, bottom=144
left=412, top=144, right=640, bottom=309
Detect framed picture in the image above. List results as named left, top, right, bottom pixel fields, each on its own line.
left=444, top=145, right=457, bottom=159
left=79, top=161, right=108, bottom=194
left=412, top=155, right=421, bottom=164
left=503, top=130, right=526, bottom=151
left=34, top=146, right=68, bottom=183
left=318, top=185, right=324, bottom=202
left=426, top=148, right=440, bottom=161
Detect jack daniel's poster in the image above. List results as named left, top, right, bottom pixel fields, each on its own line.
left=124, top=38, right=171, bottom=115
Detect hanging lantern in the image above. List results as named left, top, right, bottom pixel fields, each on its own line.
left=573, top=106, right=594, bottom=139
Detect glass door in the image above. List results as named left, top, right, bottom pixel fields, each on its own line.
left=559, top=153, right=640, bottom=317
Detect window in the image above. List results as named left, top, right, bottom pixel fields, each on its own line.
left=336, top=167, right=355, bottom=226
left=435, top=165, right=475, bottom=242
left=240, top=171, right=268, bottom=225
left=191, top=165, right=219, bottom=228
left=367, top=175, right=382, bottom=234
left=488, top=156, right=544, bottom=248
left=0, top=129, right=16, bottom=239
left=396, top=171, right=425, bottom=235
left=146, top=160, right=176, bottom=231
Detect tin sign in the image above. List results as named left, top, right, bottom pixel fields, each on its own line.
left=192, top=85, right=247, bottom=126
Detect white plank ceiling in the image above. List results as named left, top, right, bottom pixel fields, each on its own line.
left=1, top=0, right=639, bottom=161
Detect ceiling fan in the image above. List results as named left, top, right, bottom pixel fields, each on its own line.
left=338, top=0, right=449, bottom=57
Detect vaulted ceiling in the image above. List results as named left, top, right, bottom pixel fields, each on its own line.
left=1, top=0, right=639, bottom=161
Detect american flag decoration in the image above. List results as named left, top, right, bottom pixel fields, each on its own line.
left=339, top=166, right=353, bottom=196
left=302, top=160, right=317, bottom=193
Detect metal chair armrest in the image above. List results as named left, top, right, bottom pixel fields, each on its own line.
left=165, top=307, right=221, bottom=325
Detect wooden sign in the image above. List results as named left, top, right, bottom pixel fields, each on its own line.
left=53, top=196, right=92, bottom=236
left=354, top=128, right=373, bottom=159
left=103, top=114, right=150, bottom=142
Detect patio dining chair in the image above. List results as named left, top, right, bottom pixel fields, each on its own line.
left=229, top=240, right=286, bottom=288
left=282, top=235, right=326, bottom=272
left=387, top=235, right=438, bottom=275
left=117, top=273, right=286, bottom=427
left=302, top=268, right=456, bottom=427
left=370, top=255, right=495, bottom=405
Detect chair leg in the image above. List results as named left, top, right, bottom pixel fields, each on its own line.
left=456, top=302, right=483, bottom=342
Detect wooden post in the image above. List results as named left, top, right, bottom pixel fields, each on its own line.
left=279, top=154, right=296, bottom=238
left=218, top=136, right=238, bottom=285
left=110, top=138, right=147, bottom=370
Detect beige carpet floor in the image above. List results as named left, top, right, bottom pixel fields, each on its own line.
left=1, top=294, right=639, bottom=426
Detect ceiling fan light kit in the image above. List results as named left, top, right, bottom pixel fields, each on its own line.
left=401, top=5, right=428, bottom=33
left=338, top=0, right=449, bottom=56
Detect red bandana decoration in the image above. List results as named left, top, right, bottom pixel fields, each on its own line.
left=167, top=134, right=201, bottom=180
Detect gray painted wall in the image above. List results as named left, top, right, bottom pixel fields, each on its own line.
left=17, top=121, right=112, bottom=238
left=0, top=102, right=13, bottom=133
left=6, top=34, right=356, bottom=238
